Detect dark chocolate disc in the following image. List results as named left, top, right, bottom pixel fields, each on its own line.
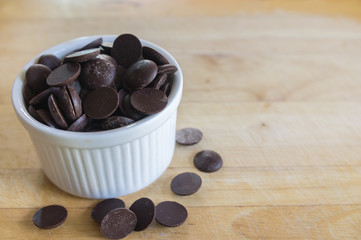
left=79, top=55, right=116, bottom=90
left=46, top=62, right=81, bottom=86
left=48, top=94, right=68, bottom=129
left=155, top=201, right=188, bottom=227
left=29, top=87, right=59, bottom=106
left=129, top=197, right=155, bottom=231
left=57, top=87, right=77, bottom=122
left=28, top=105, right=43, bottom=123
left=100, top=208, right=137, bottom=239
left=111, top=33, right=142, bottom=68
left=122, top=60, right=158, bottom=90
left=101, top=116, right=134, bottom=130
left=67, top=85, right=82, bottom=119
left=157, top=64, right=178, bottom=75
left=64, top=48, right=100, bottom=63
left=176, top=128, right=203, bottom=145
left=91, top=198, right=126, bottom=223
left=78, top=37, right=103, bottom=51
left=170, top=172, right=202, bottom=196
left=130, top=88, right=168, bottom=115
left=149, top=74, right=167, bottom=89
left=23, top=83, right=37, bottom=104
left=83, top=87, right=119, bottom=119
left=25, top=64, right=51, bottom=92
left=36, top=109, right=58, bottom=128
left=120, top=94, right=144, bottom=121
left=67, top=114, right=87, bottom=132
left=193, top=150, right=223, bottom=173
left=37, top=54, right=61, bottom=70
left=142, top=46, right=169, bottom=65
left=32, top=205, right=67, bottom=229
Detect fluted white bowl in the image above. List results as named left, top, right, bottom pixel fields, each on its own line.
left=12, top=35, right=183, bottom=199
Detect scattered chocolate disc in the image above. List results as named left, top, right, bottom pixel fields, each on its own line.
left=64, top=48, right=100, bottom=63
left=130, top=88, right=168, bottom=115
left=155, top=201, right=188, bottom=227
left=129, top=197, right=155, bottom=231
left=193, top=150, right=223, bottom=173
left=171, top=172, right=202, bottom=196
left=101, top=116, right=134, bottom=130
left=142, top=46, right=169, bottom=65
left=32, top=205, right=67, bottom=229
left=25, top=64, right=52, bottom=92
left=83, top=87, right=119, bottom=119
left=111, top=33, right=142, bottom=68
left=100, top=208, right=137, bottom=239
left=158, top=64, right=178, bottom=75
left=122, top=59, right=158, bottom=90
left=37, top=54, right=61, bottom=70
left=79, top=55, right=116, bottom=89
left=91, top=198, right=126, bottom=223
left=46, top=62, right=81, bottom=86
left=176, top=128, right=203, bottom=145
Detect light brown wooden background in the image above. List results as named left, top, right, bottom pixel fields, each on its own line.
left=1, top=0, right=361, bottom=239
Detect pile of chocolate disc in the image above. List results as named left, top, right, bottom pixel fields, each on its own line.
left=23, top=33, right=177, bottom=131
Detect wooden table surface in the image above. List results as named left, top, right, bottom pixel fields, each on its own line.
left=2, top=0, right=361, bottom=239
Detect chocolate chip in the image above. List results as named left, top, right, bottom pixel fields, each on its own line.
left=79, top=55, right=116, bottom=89
left=64, top=48, right=101, bottom=63
left=193, top=150, right=223, bottom=173
left=101, top=116, right=134, bottom=130
left=67, top=85, right=82, bottom=119
left=100, top=208, right=137, bottom=239
left=149, top=74, right=167, bottom=89
left=129, top=197, right=155, bottom=231
left=25, top=64, right=51, bottom=93
left=36, top=109, right=58, bottom=128
left=120, top=94, right=144, bottom=120
left=91, top=198, right=126, bottom=223
left=78, top=37, right=103, bottom=51
left=142, top=46, right=169, bottom=65
left=123, top=60, right=158, bottom=90
left=28, top=105, right=43, bottom=123
left=130, top=88, right=168, bottom=115
left=29, top=87, right=59, bottom=105
left=176, top=128, right=203, bottom=145
left=83, top=87, right=119, bottom=119
left=32, top=205, right=67, bottom=229
left=111, top=33, right=142, bottom=68
left=155, top=201, right=188, bottom=227
left=37, top=54, right=61, bottom=70
left=159, top=82, right=170, bottom=95
left=48, top=94, right=68, bottom=129
left=57, top=87, right=77, bottom=122
left=67, top=114, right=87, bottom=132
left=23, top=83, right=37, bottom=104
left=171, top=172, right=202, bottom=196
left=46, top=62, right=81, bottom=87
left=158, top=64, right=178, bottom=75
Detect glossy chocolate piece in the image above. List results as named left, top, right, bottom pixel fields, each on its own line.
left=67, top=114, right=87, bottom=132
left=46, top=62, right=81, bottom=86
left=32, top=205, right=67, bottom=229
left=193, top=150, right=223, bottom=173
left=111, top=33, right=142, bottom=68
left=48, top=94, right=68, bottom=129
left=91, top=198, right=126, bottom=223
left=83, top=87, right=119, bottom=119
left=122, top=60, right=158, bottom=90
left=129, top=197, right=155, bottom=231
left=130, top=88, right=168, bottom=115
left=37, top=54, right=61, bottom=70
left=142, top=46, right=169, bottom=65
left=64, top=48, right=100, bottom=63
left=157, top=64, right=178, bottom=75
left=25, top=64, right=51, bottom=92
left=171, top=172, right=202, bottom=196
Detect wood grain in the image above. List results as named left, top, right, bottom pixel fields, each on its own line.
left=1, top=0, right=361, bottom=239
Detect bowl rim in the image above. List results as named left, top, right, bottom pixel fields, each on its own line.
left=11, top=35, right=183, bottom=142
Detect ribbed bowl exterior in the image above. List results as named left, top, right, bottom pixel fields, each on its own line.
left=12, top=35, right=183, bottom=199
left=30, top=112, right=176, bottom=198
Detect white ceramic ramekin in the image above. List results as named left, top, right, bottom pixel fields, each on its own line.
left=12, top=35, right=183, bottom=199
